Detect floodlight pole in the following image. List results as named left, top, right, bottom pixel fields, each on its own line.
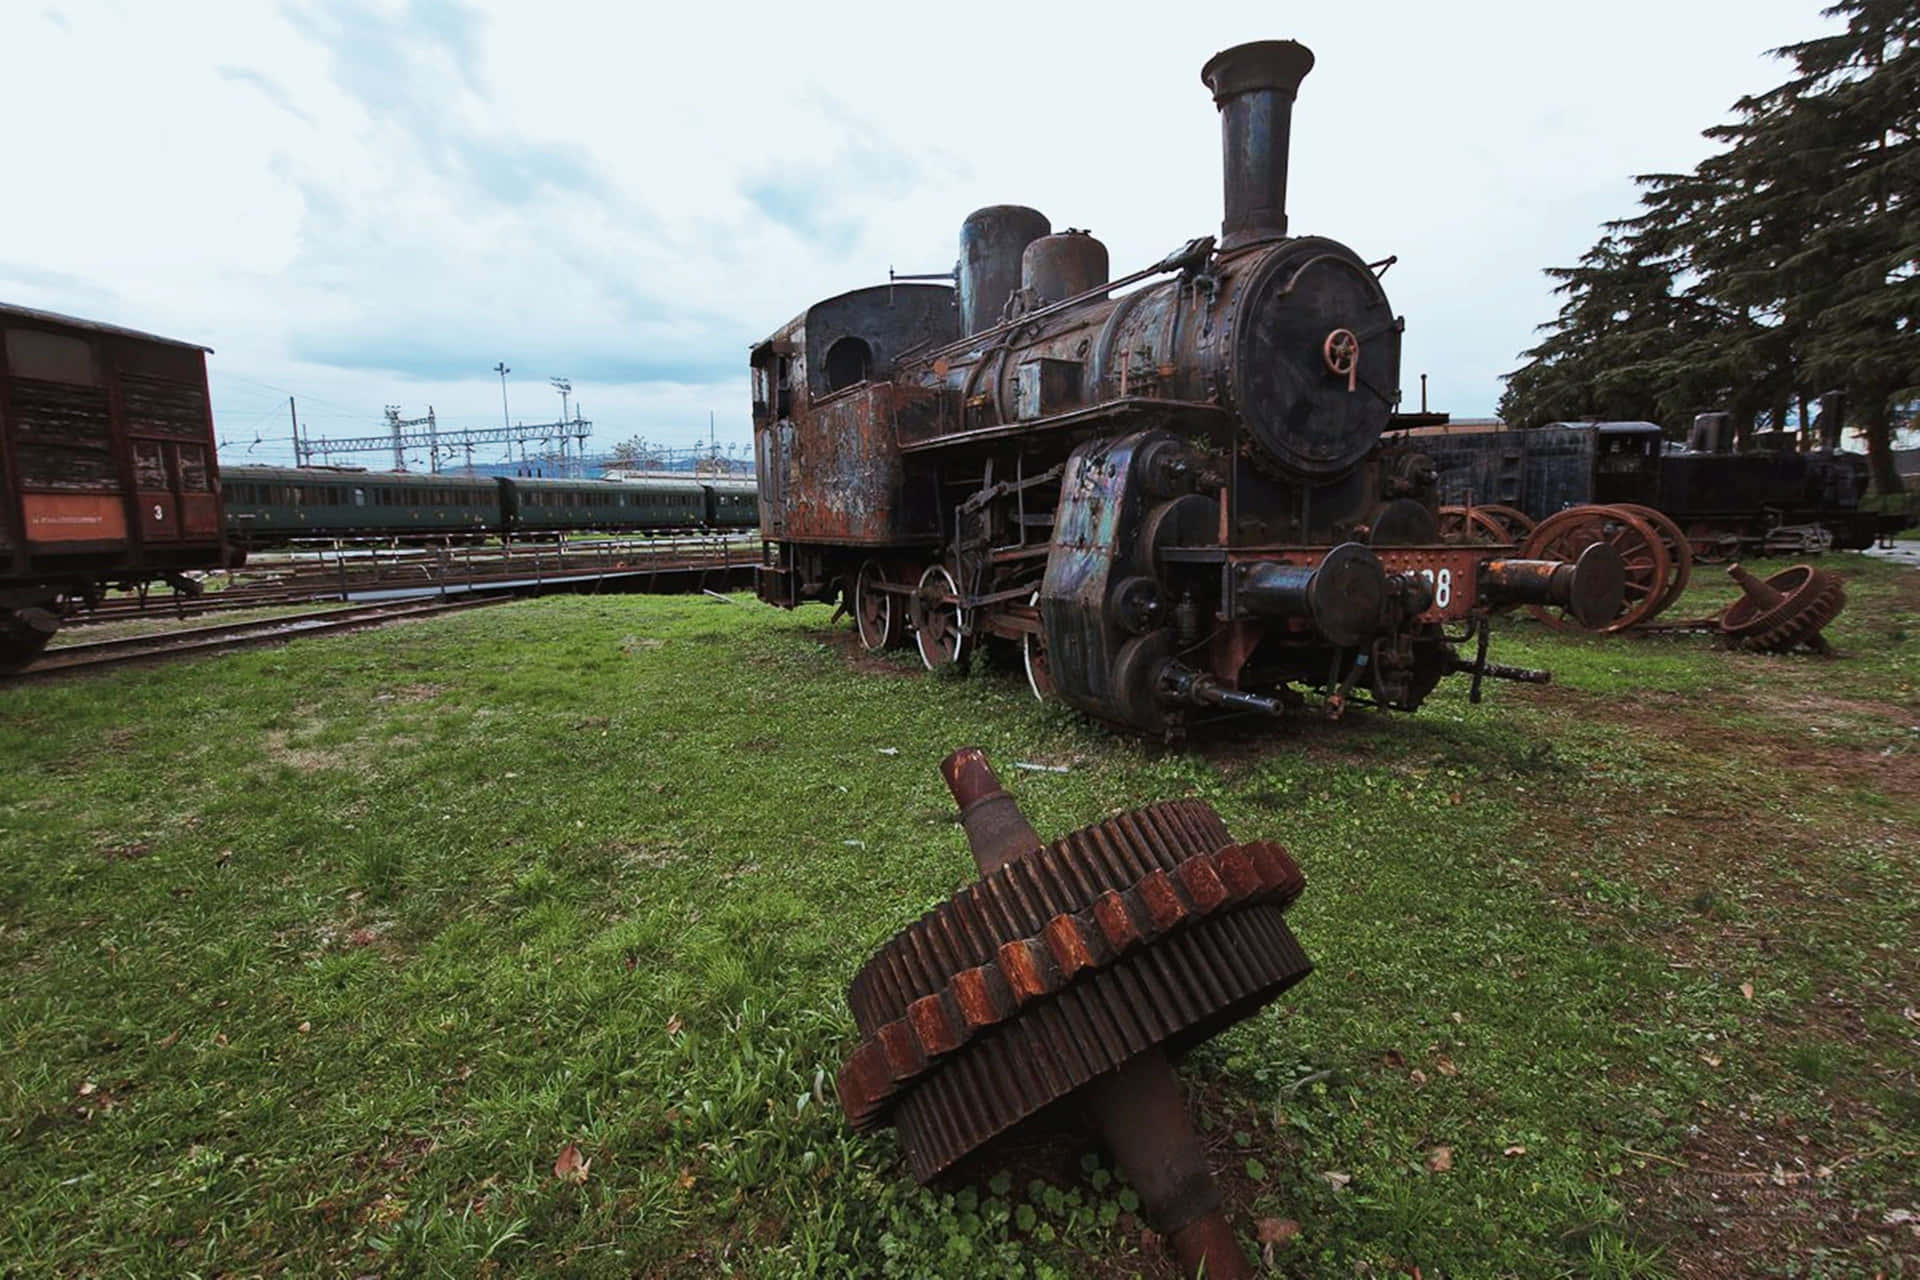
left=551, top=377, right=572, bottom=472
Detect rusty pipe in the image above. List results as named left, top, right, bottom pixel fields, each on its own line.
left=937, top=748, right=1252, bottom=1279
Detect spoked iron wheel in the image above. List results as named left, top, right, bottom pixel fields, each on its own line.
left=1476, top=504, right=1536, bottom=541
left=1687, top=522, right=1740, bottom=565
left=911, top=564, right=967, bottom=670
left=853, top=559, right=902, bottom=652
left=1521, top=504, right=1671, bottom=632
left=1438, top=505, right=1513, bottom=544
left=1615, top=504, right=1693, bottom=620
left=1022, top=591, right=1053, bottom=701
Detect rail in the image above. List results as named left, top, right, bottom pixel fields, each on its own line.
left=78, top=533, right=756, bottom=623
left=9, top=598, right=508, bottom=681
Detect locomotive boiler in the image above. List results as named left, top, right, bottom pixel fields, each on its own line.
left=750, top=39, right=1623, bottom=739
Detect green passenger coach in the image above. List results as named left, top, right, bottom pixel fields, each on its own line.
left=219, top=466, right=759, bottom=546
left=222, top=467, right=499, bottom=542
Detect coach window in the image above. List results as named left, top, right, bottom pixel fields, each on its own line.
left=354, top=488, right=366, bottom=507
left=824, top=337, right=872, bottom=392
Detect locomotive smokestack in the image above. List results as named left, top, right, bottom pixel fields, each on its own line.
left=1202, top=40, right=1314, bottom=251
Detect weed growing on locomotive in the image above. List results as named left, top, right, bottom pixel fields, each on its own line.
left=749, top=39, right=1624, bottom=739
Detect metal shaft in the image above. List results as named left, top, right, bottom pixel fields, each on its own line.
left=1083, top=1048, right=1250, bottom=1279
left=1728, top=562, right=1786, bottom=609
left=940, top=746, right=1044, bottom=876
left=938, top=748, right=1252, bottom=1280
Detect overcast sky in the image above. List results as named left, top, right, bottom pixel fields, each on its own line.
left=4, top=0, right=1841, bottom=470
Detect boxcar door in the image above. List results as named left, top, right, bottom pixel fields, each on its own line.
left=172, top=443, right=218, bottom=538
left=131, top=439, right=177, bottom=540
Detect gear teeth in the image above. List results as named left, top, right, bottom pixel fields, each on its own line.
left=1737, top=579, right=1844, bottom=652
left=1721, top=565, right=1845, bottom=653
left=838, top=797, right=1310, bottom=1148
left=892, top=906, right=1311, bottom=1180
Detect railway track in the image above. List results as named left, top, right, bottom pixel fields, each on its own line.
left=72, top=535, right=756, bottom=626
left=9, top=597, right=507, bottom=680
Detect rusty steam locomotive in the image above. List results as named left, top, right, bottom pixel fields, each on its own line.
left=750, top=39, right=1623, bottom=738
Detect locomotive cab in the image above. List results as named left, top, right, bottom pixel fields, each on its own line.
left=751, top=285, right=956, bottom=607
left=1587, top=422, right=1664, bottom=507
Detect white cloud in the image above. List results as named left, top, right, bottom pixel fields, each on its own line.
left=2, top=0, right=1840, bottom=467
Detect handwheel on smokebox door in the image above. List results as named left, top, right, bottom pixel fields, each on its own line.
left=1022, top=591, right=1054, bottom=701
left=1521, top=504, right=1671, bottom=632
left=911, top=564, right=967, bottom=670
left=853, top=559, right=902, bottom=652
left=1615, top=503, right=1693, bottom=619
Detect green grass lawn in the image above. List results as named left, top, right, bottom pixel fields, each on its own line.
left=2, top=555, right=1916, bottom=1278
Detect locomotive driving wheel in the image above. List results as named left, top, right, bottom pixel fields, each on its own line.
left=853, top=559, right=902, bottom=652
left=911, top=564, right=967, bottom=670
left=1521, top=504, right=1671, bottom=632
left=1686, top=522, right=1740, bottom=565
left=1022, top=590, right=1054, bottom=701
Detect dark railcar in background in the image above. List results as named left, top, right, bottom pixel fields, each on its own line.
left=500, top=475, right=703, bottom=533
left=1400, top=420, right=1664, bottom=513
left=1, top=303, right=229, bottom=667
left=220, top=467, right=761, bottom=546
left=1658, top=442, right=1882, bottom=555
left=700, top=477, right=758, bottom=529
left=222, top=466, right=501, bottom=543
left=1392, top=417, right=1895, bottom=556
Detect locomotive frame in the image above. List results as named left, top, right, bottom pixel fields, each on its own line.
left=751, top=39, right=1621, bottom=739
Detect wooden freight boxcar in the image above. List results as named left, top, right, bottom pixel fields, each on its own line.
left=1, top=303, right=229, bottom=667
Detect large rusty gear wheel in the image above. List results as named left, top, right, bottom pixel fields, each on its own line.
left=839, top=750, right=1310, bottom=1279
left=841, top=804, right=1305, bottom=1140
left=1720, top=563, right=1845, bottom=654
